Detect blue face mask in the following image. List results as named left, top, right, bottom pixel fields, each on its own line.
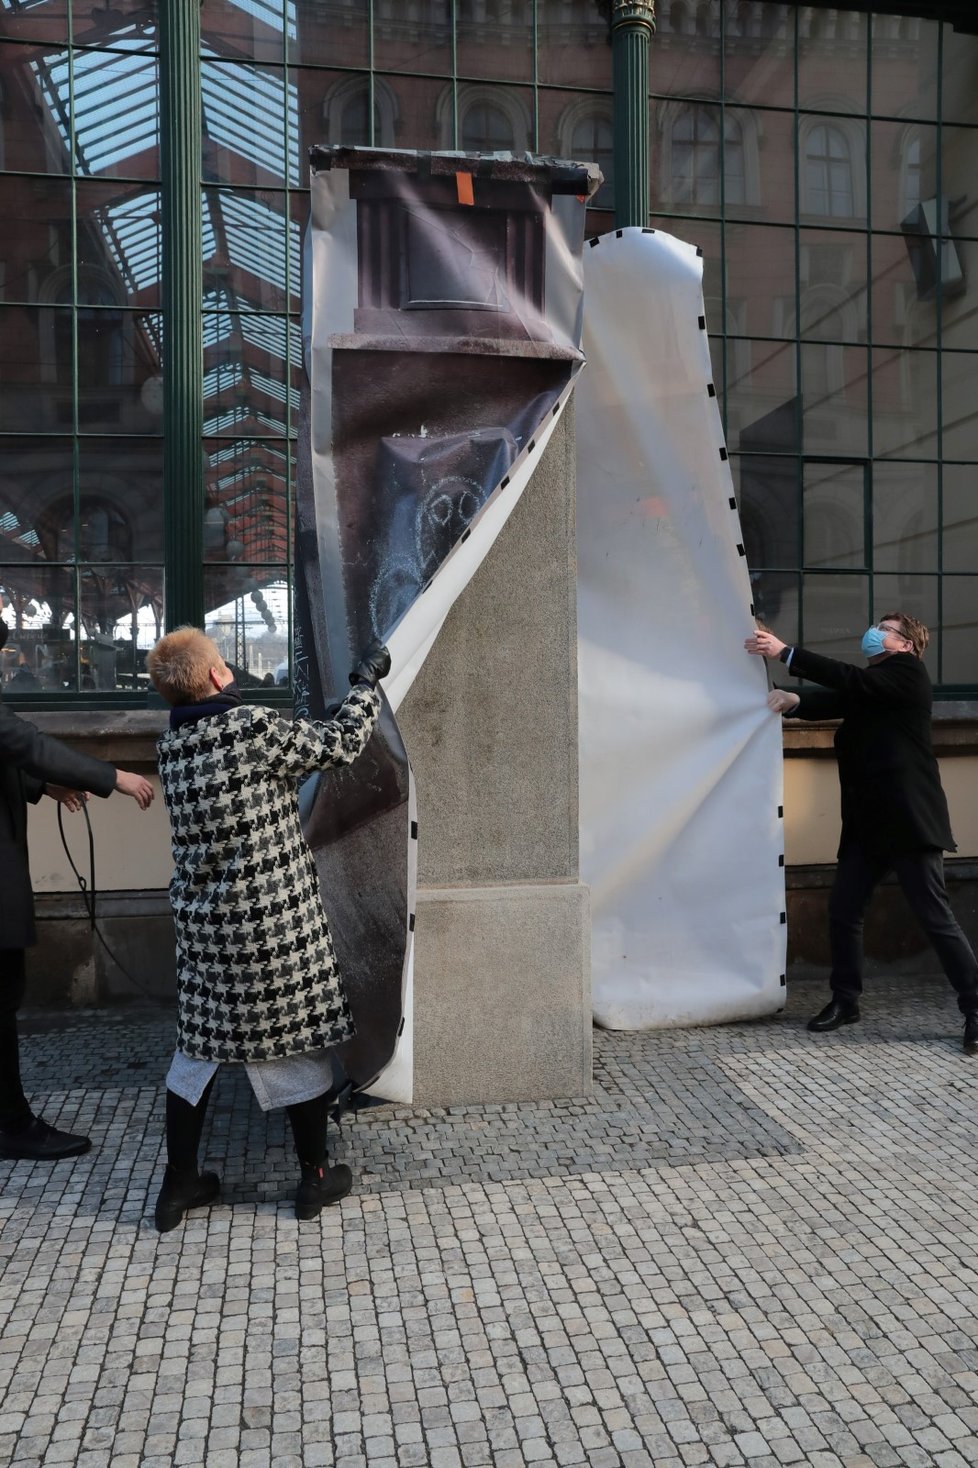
left=861, top=626, right=889, bottom=658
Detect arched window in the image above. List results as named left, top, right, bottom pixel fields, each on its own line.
left=461, top=101, right=514, bottom=153
left=804, top=123, right=854, bottom=218
left=670, top=106, right=745, bottom=207
left=561, top=104, right=614, bottom=209
left=437, top=84, right=531, bottom=153
left=323, top=76, right=398, bottom=147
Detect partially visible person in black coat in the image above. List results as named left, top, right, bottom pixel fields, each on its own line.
left=746, top=612, right=978, bottom=1054
left=0, top=623, right=155, bottom=1162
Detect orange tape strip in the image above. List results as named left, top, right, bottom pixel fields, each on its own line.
left=456, top=171, right=474, bottom=206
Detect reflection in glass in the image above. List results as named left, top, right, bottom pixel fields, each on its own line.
left=649, top=0, right=721, bottom=100
left=76, top=183, right=163, bottom=310
left=941, top=466, right=978, bottom=575
left=803, top=123, right=857, bottom=220
left=799, top=6, right=866, bottom=114
left=941, top=236, right=978, bottom=351
left=748, top=569, right=800, bottom=647
left=663, top=105, right=743, bottom=208
left=458, top=2, right=532, bottom=83
left=0, top=307, right=60, bottom=434
left=537, top=0, right=610, bottom=88
left=201, top=0, right=289, bottom=64
left=803, top=461, right=865, bottom=571
left=873, top=573, right=938, bottom=678
left=78, top=438, right=164, bottom=562
left=204, top=569, right=291, bottom=688
left=871, top=348, right=937, bottom=460
left=871, top=121, right=936, bottom=235
left=803, top=572, right=868, bottom=658
left=872, top=12, right=938, bottom=123
left=0, top=4, right=69, bottom=44
left=0, top=567, right=77, bottom=693
left=801, top=343, right=869, bottom=457
left=202, top=316, right=300, bottom=440
left=940, top=576, right=978, bottom=683
left=799, top=230, right=867, bottom=344
left=733, top=454, right=800, bottom=633
left=72, top=1, right=159, bottom=51
left=203, top=189, right=300, bottom=314
left=458, top=88, right=532, bottom=154
left=204, top=438, right=291, bottom=565
left=726, top=222, right=795, bottom=340
left=0, top=439, right=73, bottom=555
left=873, top=463, right=937, bottom=575
left=1, top=177, right=73, bottom=305
left=290, top=2, right=369, bottom=68
left=64, top=49, right=161, bottom=179
left=0, top=46, right=71, bottom=174
left=870, top=231, right=938, bottom=350
left=202, top=60, right=294, bottom=188
left=312, top=71, right=388, bottom=149
left=372, top=0, right=451, bottom=74
left=722, top=3, right=794, bottom=110
left=942, top=351, right=978, bottom=462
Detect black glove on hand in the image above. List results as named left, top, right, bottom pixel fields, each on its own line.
left=350, top=641, right=391, bottom=688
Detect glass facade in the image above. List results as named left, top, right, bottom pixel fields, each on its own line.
left=651, top=3, right=978, bottom=685
left=1, top=2, right=976, bottom=696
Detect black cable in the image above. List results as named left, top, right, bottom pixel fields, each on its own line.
left=57, top=799, right=161, bottom=1004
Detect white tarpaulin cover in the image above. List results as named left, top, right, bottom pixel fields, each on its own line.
left=577, top=227, right=787, bottom=1030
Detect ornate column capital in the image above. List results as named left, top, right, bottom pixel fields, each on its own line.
left=611, top=0, right=656, bottom=33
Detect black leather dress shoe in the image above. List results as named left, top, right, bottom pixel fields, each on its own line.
left=0, top=1116, right=92, bottom=1161
left=807, top=998, right=860, bottom=1033
left=964, top=1015, right=978, bottom=1055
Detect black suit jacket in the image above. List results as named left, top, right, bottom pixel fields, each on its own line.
left=0, top=701, right=117, bottom=950
left=784, top=648, right=954, bottom=859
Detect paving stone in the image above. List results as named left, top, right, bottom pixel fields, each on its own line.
left=0, top=980, right=976, bottom=1466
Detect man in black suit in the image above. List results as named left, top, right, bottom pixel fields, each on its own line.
left=0, top=622, right=155, bottom=1161
left=746, top=613, right=978, bottom=1054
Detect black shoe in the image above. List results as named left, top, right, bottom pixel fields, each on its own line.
left=964, top=1015, right=978, bottom=1055
left=154, top=1166, right=220, bottom=1233
left=0, top=1116, right=92, bottom=1161
left=807, top=998, right=860, bottom=1033
left=295, top=1162, right=353, bottom=1220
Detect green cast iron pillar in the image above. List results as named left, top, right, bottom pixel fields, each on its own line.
left=612, top=0, right=656, bottom=229
left=160, top=0, right=204, bottom=630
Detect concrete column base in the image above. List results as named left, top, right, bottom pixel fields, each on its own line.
left=412, top=881, right=592, bottom=1107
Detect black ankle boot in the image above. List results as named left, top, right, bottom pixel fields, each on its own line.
left=964, top=1015, right=978, bottom=1055
left=295, top=1161, right=353, bottom=1220
left=154, top=1165, right=220, bottom=1233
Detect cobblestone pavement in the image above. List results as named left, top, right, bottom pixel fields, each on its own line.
left=1, top=976, right=977, bottom=1468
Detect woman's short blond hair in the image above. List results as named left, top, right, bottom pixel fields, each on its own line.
left=879, top=610, right=929, bottom=659
left=147, top=627, right=225, bottom=705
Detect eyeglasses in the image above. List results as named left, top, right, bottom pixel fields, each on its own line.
left=874, top=623, right=907, bottom=640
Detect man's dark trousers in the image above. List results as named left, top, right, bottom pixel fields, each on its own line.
left=829, top=841, right=978, bottom=1014
left=0, top=949, right=31, bottom=1130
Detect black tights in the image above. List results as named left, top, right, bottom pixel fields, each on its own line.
left=164, top=1081, right=329, bottom=1173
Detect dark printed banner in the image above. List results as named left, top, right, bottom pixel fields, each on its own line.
left=295, top=147, right=596, bottom=1099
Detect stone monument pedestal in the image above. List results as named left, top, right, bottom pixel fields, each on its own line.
left=398, top=405, right=591, bottom=1106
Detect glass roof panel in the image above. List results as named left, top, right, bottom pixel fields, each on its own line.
left=202, top=54, right=298, bottom=186
left=94, top=190, right=162, bottom=298
left=34, top=48, right=159, bottom=177
left=240, top=314, right=289, bottom=361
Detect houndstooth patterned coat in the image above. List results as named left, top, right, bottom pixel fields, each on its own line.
left=156, top=687, right=381, bottom=1063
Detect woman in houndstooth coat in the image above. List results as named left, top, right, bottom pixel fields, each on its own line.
left=147, top=626, right=389, bottom=1231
